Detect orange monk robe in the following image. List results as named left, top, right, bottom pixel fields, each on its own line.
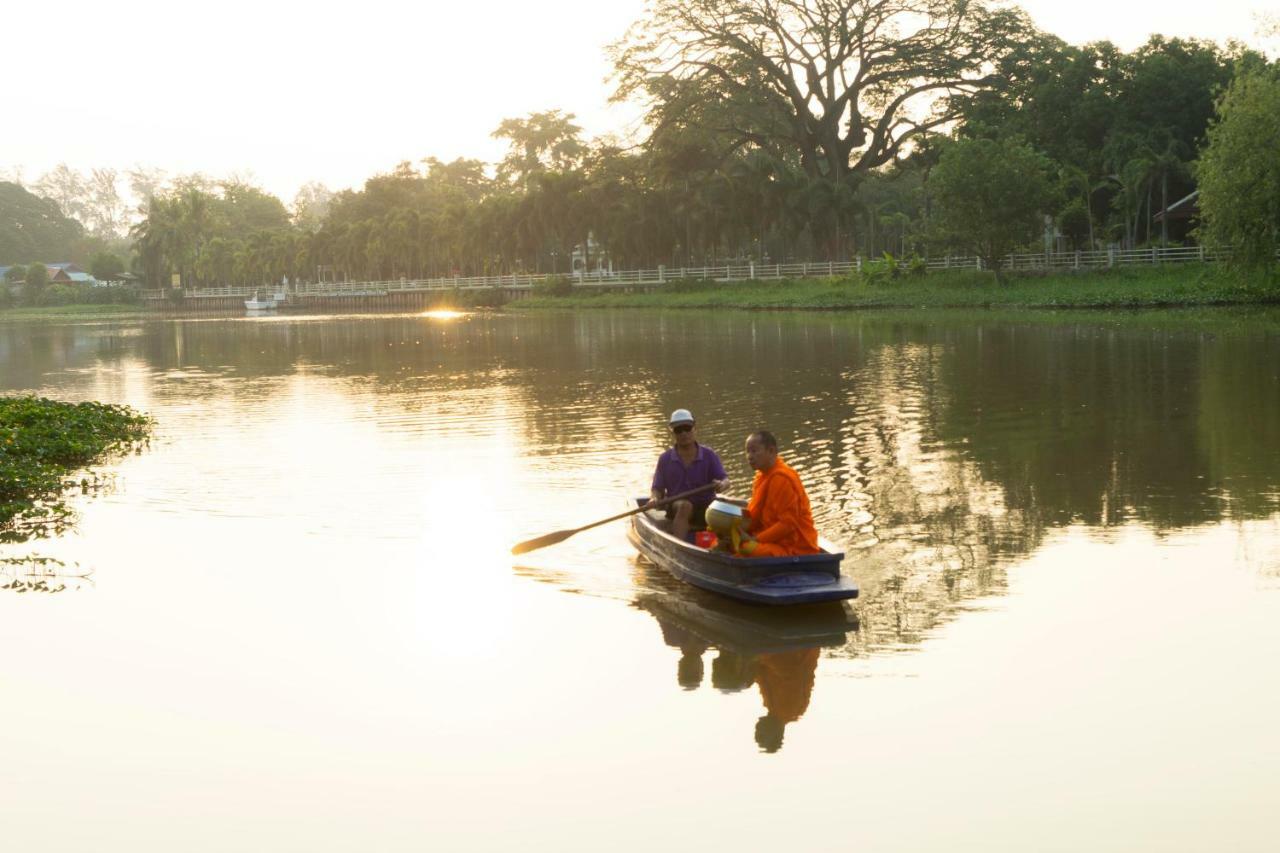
left=755, top=647, right=820, bottom=723
left=745, top=456, right=821, bottom=557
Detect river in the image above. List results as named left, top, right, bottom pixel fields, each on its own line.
left=1, top=307, right=1278, bottom=851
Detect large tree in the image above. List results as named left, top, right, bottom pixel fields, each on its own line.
left=928, top=136, right=1055, bottom=279
left=1196, top=70, right=1280, bottom=269
left=90, top=251, right=126, bottom=280
left=960, top=35, right=1258, bottom=248
left=217, top=181, right=291, bottom=239
left=0, top=182, right=86, bottom=264
left=292, top=182, right=334, bottom=231
left=492, top=110, right=587, bottom=187
left=612, top=0, right=1032, bottom=184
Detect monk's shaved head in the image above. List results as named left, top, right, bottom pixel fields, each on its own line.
left=745, top=430, right=779, bottom=472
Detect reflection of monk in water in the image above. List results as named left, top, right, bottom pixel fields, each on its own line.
left=643, top=603, right=822, bottom=751
left=753, top=647, right=820, bottom=753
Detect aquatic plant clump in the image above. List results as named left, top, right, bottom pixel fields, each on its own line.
left=0, top=396, right=153, bottom=542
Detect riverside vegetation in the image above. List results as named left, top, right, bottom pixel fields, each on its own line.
left=513, top=265, right=1280, bottom=311
left=0, top=282, right=143, bottom=321
left=0, top=396, right=153, bottom=543
left=4, top=5, right=1275, bottom=297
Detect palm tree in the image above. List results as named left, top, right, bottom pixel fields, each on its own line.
left=1143, top=136, right=1189, bottom=245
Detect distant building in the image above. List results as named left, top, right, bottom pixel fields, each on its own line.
left=571, top=233, right=613, bottom=276
left=0, top=262, right=98, bottom=285
left=1153, top=190, right=1200, bottom=244
left=96, top=271, right=140, bottom=286
left=47, top=263, right=98, bottom=285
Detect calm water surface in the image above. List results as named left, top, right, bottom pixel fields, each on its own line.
left=2, top=308, right=1279, bottom=852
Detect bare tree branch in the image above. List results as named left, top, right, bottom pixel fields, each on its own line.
left=612, top=0, right=1033, bottom=183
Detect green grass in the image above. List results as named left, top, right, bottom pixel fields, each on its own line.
left=511, top=264, right=1280, bottom=311
left=0, top=303, right=151, bottom=321
left=0, top=396, right=153, bottom=543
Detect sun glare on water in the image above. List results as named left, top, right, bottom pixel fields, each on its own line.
left=420, top=309, right=467, bottom=320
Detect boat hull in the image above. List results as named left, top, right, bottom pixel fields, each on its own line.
left=628, top=500, right=858, bottom=606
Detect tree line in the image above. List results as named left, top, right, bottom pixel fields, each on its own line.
left=11, top=1, right=1280, bottom=289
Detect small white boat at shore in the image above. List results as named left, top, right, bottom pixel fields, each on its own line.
left=245, top=290, right=286, bottom=311
left=245, top=291, right=274, bottom=311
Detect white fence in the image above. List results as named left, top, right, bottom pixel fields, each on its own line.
left=156, top=245, right=1234, bottom=301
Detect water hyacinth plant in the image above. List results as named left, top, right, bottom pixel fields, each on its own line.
left=0, top=396, right=153, bottom=543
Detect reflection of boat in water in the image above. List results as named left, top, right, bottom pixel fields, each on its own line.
left=628, top=498, right=859, bottom=605
left=636, top=574, right=856, bottom=753
left=635, top=585, right=856, bottom=656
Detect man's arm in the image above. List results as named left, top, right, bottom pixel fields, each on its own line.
left=647, top=459, right=666, bottom=509
left=710, top=451, right=730, bottom=493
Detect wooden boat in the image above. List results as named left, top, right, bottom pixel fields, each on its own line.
left=627, top=498, right=859, bottom=606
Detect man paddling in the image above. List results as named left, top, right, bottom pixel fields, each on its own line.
left=738, top=430, right=820, bottom=557
left=646, top=409, right=730, bottom=541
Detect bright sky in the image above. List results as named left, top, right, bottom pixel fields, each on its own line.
left=3, top=0, right=1275, bottom=204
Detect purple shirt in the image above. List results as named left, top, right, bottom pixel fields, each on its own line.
left=651, top=444, right=728, bottom=508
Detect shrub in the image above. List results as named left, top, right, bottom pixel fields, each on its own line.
left=35, top=284, right=80, bottom=306
left=534, top=274, right=574, bottom=297
left=89, top=252, right=126, bottom=281
left=662, top=276, right=712, bottom=293
left=86, top=284, right=141, bottom=305
left=23, top=284, right=141, bottom=307
left=862, top=253, right=901, bottom=285
left=466, top=288, right=508, bottom=308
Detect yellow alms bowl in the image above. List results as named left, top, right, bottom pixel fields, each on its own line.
left=704, top=499, right=746, bottom=537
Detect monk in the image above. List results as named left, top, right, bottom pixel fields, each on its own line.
left=738, top=430, right=821, bottom=558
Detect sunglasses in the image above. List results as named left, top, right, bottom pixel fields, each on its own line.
left=672, top=424, right=694, bottom=434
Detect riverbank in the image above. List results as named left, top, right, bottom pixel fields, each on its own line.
left=511, top=265, right=1279, bottom=311
left=8, top=265, right=1276, bottom=319
left=0, top=303, right=151, bottom=322
left=0, top=396, right=153, bottom=542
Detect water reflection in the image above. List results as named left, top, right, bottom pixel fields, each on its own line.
left=0, top=556, right=93, bottom=595
left=635, top=562, right=857, bottom=752
left=3, top=309, right=1280, bottom=850
left=2, top=308, right=1278, bottom=653
left=503, top=309, right=1280, bottom=650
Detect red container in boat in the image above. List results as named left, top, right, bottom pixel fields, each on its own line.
left=694, top=531, right=717, bottom=549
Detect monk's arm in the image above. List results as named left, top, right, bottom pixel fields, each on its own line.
left=754, top=480, right=802, bottom=544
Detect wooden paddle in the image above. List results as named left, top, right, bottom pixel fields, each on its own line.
left=510, top=482, right=718, bottom=555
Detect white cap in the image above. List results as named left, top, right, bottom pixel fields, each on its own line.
left=669, top=408, right=695, bottom=425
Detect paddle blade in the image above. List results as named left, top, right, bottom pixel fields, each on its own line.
left=510, top=528, right=577, bottom=555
